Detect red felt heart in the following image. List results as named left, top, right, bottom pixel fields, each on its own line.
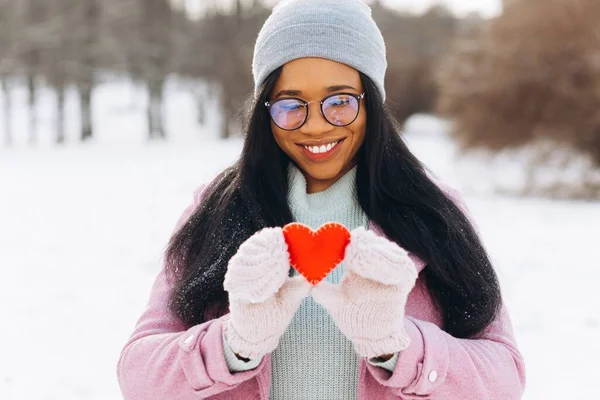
left=282, top=222, right=351, bottom=285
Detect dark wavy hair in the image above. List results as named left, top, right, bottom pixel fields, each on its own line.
left=165, top=67, right=502, bottom=339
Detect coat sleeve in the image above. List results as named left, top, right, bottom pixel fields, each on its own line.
left=365, top=180, right=526, bottom=399
left=365, top=306, right=526, bottom=400
left=116, top=183, right=270, bottom=399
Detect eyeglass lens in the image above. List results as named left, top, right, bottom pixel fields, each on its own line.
left=269, top=94, right=360, bottom=130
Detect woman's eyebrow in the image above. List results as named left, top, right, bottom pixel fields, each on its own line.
left=325, top=84, right=358, bottom=92
left=273, top=85, right=358, bottom=99
left=274, top=89, right=302, bottom=98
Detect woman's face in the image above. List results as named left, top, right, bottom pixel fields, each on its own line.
left=269, top=58, right=367, bottom=194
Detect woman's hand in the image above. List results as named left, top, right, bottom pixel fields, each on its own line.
left=311, top=227, right=418, bottom=359
left=223, top=227, right=312, bottom=360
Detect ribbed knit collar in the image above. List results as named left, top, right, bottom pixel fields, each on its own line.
left=287, top=163, right=359, bottom=216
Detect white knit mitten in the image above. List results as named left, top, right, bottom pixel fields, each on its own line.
left=311, top=227, right=418, bottom=358
left=223, top=227, right=312, bottom=360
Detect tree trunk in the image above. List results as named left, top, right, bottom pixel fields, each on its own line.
left=147, top=78, right=165, bottom=140
left=78, top=0, right=97, bottom=142
left=56, top=87, right=66, bottom=145
left=219, top=84, right=232, bottom=139
left=1, top=79, right=12, bottom=147
left=27, top=74, right=37, bottom=146
left=235, top=0, right=243, bottom=19
left=79, top=85, right=93, bottom=141
left=220, top=104, right=234, bottom=139
left=196, top=93, right=206, bottom=125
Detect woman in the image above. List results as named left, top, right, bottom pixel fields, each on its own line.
left=117, top=0, right=526, bottom=399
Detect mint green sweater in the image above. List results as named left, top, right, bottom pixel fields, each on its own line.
left=223, top=164, right=399, bottom=399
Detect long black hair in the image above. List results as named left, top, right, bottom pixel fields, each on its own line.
left=165, top=67, right=502, bottom=339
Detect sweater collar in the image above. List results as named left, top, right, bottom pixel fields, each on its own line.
left=287, top=163, right=358, bottom=214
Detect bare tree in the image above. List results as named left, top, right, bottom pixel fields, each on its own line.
left=1, top=79, right=12, bottom=147
left=188, top=2, right=270, bottom=138
left=18, top=0, right=52, bottom=145
left=121, top=0, right=177, bottom=140
left=72, top=0, right=101, bottom=142
left=0, top=0, right=16, bottom=146
left=2, top=0, right=202, bottom=145
left=41, top=0, right=78, bottom=144
left=372, top=3, right=459, bottom=123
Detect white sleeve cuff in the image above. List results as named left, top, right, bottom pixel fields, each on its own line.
left=222, top=330, right=264, bottom=372
left=368, top=352, right=399, bottom=372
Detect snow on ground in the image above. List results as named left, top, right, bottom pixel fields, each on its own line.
left=0, top=81, right=598, bottom=399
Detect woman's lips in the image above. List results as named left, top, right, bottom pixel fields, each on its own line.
left=298, top=139, right=345, bottom=162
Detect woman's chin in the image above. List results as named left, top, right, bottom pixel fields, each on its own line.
left=300, top=162, right=348, bottom=182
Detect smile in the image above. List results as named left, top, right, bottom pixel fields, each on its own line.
left=303, top=140, right=340, bottom=154
left=297, top=139, right=345, bottom=162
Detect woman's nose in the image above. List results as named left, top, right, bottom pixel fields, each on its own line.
left=299, top=102, right=332, bottom=134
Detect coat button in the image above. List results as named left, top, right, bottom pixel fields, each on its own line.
left=184, top=334, right=195, bottom=344
left=428, top=370, right=438, bottom=383
left=179, top=333, right=198, bottom=352
left=183, top=334, right=196, bottom=349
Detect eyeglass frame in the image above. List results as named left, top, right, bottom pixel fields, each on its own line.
left=264, top=92, right=366, bottom=131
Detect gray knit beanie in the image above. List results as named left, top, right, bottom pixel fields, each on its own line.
left=252, top=0, right=388, bottom=102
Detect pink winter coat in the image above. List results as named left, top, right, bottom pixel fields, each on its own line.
left=117, top=177, right=526, bottom=400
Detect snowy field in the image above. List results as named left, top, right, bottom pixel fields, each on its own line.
left=1, top=80, right=598, bottom=399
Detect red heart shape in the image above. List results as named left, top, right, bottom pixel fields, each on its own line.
left=282, top=222, right=351, bottom=285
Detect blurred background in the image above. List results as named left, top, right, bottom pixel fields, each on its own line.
left=0, top=0, right=598, bottom=399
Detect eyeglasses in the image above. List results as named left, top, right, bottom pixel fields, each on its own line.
left=265, top=92, right=366, bottom=131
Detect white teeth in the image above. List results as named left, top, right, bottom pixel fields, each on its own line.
left=303, top=141, right=339, bottom=154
